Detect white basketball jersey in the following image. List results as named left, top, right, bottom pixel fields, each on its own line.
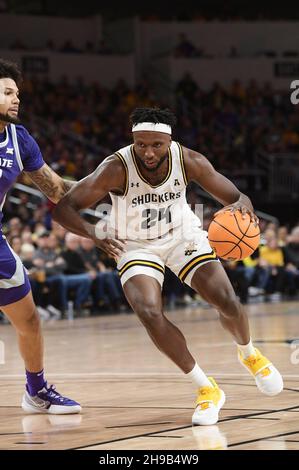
left=108, top=141, right=201, bottom=240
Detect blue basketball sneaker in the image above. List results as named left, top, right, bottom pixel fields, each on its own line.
left=22, top=383, right=81, bottom=414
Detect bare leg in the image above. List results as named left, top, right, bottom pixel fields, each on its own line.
left=191, top=262, right=250, bottom=345
left=1, top=291, right=43, bottom=372
left=123, top=274, right=196, bottom=373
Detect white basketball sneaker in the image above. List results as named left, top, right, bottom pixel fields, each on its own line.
left=192, top=377, right=226, bottom=426
left=238, top=347, right=283, bottom=396
left=22, top=383, right=81, bottom=414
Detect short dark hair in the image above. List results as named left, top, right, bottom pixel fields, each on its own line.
left=130, top=107, right=177, bottom=128
left=0, top=58, right=22, bottom=85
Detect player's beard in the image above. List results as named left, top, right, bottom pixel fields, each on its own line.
left=0, top=111, right=21, bottom=125
left=136, top=151, right=169, bottom=172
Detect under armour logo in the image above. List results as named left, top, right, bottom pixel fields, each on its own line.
left=174, top=179, right=180, bottom=186
left=131, top=182, right=140, bottom=187
left=6, top=148, right=14, bottom=155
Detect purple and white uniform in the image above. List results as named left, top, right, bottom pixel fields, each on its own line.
left=0, top=124, right=45, bottom=306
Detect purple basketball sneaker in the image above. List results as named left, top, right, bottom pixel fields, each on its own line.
left=22, top=383, right=81, bottom=414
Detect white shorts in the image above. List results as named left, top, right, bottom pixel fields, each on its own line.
left=117, top=225, right=220, bottom=288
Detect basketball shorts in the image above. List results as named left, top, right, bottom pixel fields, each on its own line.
left=0, top=235, right=31, bottom=307
left=117, top=225, right=220, bottom=288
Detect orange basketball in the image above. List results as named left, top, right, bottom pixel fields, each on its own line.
left=208, top=210, right=260, bottom=261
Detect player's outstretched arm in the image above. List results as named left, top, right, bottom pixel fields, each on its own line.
left=25, top=163, right=76, bottom=204
left=52, top=156, right=126, bottom=258
left=183, top=147, right=258, bottom=224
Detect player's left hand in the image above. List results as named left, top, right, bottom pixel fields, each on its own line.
left=93, top=237, right=126, bottom=260
left=215, top=203, right=259, bottom=226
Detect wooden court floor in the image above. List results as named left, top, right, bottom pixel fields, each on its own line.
left=0, top=301, right=299, bottom=450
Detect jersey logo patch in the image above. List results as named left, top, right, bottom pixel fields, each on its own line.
left=6, top=148, right=14, bottom=155
left=131, top=182, right=140, bottom=187
left=174, top=179, right=180, bottom=186
left=184, top=241, right=198, bottom=256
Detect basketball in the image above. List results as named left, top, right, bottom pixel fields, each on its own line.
left=208, top=210, right=260, bottom=261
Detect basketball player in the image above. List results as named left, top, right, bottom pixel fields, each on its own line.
left=0, top=59, right=80, bottom=413
left=53, top=107, right=283, bottom=425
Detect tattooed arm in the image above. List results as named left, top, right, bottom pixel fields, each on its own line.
left=25, top=163, right=76, bottom=203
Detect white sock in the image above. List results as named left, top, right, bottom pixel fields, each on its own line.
left=186, top=363, right=212, bottom=388
left=237, top=338, right=255, bottom=358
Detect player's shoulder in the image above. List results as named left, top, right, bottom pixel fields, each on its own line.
left=112, top=144, right=132, bottom=170
left=101, top=153, right=126, bottom=174
left=180, top=145, right=205, bottom=163
left=11, top=125, right=43, bottom=168
left=114, top=143, right=132, bottom=155
left=180, top=146, right=210, bottom=181
left=13, top=124, right=32, bottom=142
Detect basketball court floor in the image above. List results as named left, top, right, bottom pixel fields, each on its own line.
left=0, top=301, right=298, bottom=450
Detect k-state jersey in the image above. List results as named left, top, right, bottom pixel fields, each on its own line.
left=0, top=124, right=45, bottom=230
left=108, top=141, right=201, bottom=240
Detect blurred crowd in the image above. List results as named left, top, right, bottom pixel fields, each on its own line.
left=175, top=74, right=299, bottom=171
left=3, top=218, right=126, bottom=319
left=20, top=76, right=156, bottom=182
left=223, top=223, right=299, bottom=304
left=17, top=74, right=299, bottom=188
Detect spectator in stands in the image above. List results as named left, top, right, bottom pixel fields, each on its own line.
left=21, top=228, right=34, bottom=245
left=20, top=242, right=48, bottom=318
left=61, top=232, right=94, bottom=315
left=223, top=260, right=251, bottom=304
left=278, top=226, right=289, bottom=247
left=51, top=220, right=67, bottom=248
left=174, top=33, right=198, bottom=57
left=285, top=226, right=299, bottom=267
left=283, top=227, right=299, bottom=295
left=256, top=237, right=287, bottom=299
left=176, top=73, right=199, bottom=102
left=7, top=217, right=22, bottom=238
left=79, top=237, right=124, bottom=312
left=10, top=236, right=22, bottom=255
left=33, top=231, right=66, bottom=315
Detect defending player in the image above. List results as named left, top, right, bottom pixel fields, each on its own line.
left=0, top=59, right=80, bottom=414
